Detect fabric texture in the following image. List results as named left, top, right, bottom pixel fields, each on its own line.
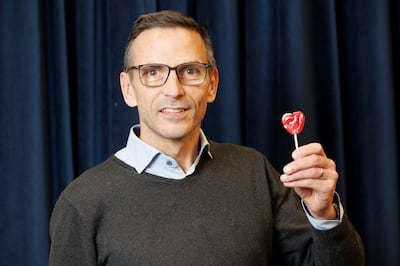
left=49, top=142, right=364, bottom=265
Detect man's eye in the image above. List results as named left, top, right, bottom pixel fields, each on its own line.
left=182, top=66, right=201, bottom=75
left=142, top=67, right=160, bottom=77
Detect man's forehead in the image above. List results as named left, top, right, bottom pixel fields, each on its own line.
left=130, top=27, right=207, bottom=63
left=133, top=27, right=202, bottom=44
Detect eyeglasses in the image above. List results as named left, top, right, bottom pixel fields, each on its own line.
left=126, top=62, right=211, bottom=87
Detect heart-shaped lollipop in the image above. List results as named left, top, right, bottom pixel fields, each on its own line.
left=282, top=111, right=305, bottom=148
left=282, top=111, right=305, bottom=135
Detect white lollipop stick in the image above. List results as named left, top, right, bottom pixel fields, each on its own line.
left=294, top=133, right=299, bottom=149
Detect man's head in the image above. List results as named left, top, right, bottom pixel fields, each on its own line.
left=119, top=10, right=219, bottom=150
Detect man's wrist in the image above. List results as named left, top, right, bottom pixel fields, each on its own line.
left=301, top=192, right=344, bottom=230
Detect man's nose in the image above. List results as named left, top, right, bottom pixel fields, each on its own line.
left=162, top=70, right=185, bottom=97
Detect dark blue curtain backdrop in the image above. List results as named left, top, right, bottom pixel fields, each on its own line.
left=1, top=0, right=399, bottom=265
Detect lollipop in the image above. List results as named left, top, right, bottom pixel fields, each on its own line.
left=281, top=111, right=305, bottom=149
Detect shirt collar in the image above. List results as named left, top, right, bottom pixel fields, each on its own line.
left=115, top=124, right=212, bottom=176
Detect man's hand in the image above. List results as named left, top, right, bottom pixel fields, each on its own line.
left=280, top=143, right=338, bottom=220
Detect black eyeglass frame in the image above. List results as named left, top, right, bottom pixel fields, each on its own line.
left=125, top=62, right=212, bottom=87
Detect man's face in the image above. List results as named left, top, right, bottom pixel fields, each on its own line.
left=120, top=27, right=218, bottom=147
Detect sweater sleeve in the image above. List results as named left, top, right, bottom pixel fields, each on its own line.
left=310, top=213, right=365, bottom=266
left=49, top=194, right=97, bottom=265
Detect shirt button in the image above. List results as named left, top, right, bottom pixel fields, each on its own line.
left=166, top=160, right=173, bottom=166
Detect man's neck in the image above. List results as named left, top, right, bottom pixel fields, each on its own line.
left=140, top=129, right=201, bottom=173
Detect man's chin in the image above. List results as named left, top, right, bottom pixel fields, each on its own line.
left=158, top=125, right=199, bottom=141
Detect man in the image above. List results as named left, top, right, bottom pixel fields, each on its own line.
left=49, top=10, right=364, bottom=265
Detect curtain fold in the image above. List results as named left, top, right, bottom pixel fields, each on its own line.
left=43, top=0, right=75, bottom=205
left=1, top=0, right=399, bottom=265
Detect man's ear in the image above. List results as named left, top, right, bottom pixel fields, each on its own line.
left=207, top=67, right=219, bottom=103
left=120, top=72, right=137, bottom=107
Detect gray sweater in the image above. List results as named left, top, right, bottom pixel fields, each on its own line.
left=49, top=142, right=364, bottom=265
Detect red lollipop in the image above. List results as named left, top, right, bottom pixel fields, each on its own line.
left=282, top=111, right=305, bottom=149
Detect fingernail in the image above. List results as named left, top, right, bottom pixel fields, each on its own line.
left=283, top=165, right=290, bottom=174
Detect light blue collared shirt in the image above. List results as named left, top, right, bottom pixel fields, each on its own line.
left=115, top=125, right=212, bottom=180
left=115, top=125, right=342, bottom=230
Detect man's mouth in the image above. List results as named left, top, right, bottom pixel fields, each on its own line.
left=161, top=108, right=186, bottom=113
